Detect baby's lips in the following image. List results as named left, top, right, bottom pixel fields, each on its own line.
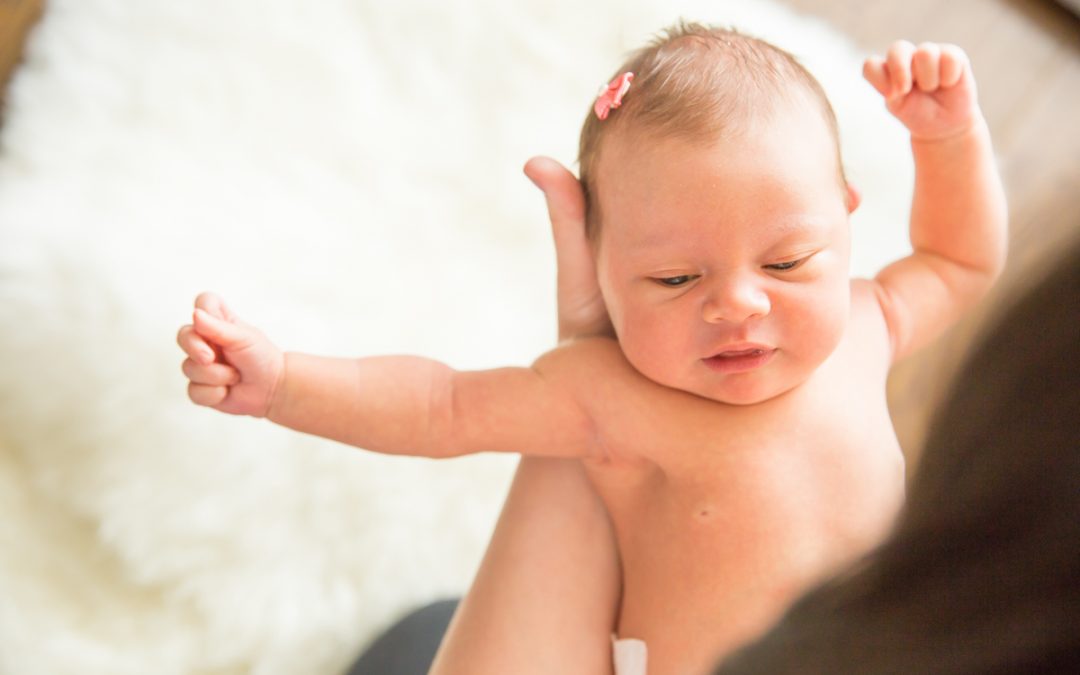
left=715, top=348, right=766, bottom=358
left=708, top=342, right=774, bottom=358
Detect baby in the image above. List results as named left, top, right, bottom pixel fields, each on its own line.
left=178, top=24, right=1006, bottom=675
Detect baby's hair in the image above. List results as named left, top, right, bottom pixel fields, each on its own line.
left=578, top=21, right=847, bottom=240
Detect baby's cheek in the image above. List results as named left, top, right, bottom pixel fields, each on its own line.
left=781, top=290, right=846, bottom=355
left=810, top=298, right=848, bottom=356
left=618, top=315, right=683, bottom=382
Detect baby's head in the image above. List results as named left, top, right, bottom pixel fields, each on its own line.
left=579, top=23, right=861, bottom=405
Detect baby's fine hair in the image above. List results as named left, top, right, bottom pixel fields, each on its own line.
left=578, top=21, right=846, bottom=239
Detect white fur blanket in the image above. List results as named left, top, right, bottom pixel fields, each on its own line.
left=0, top=1, right=911, bottom=673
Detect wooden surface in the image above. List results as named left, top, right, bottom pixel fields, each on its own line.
left=781, top=0, right=1080, bottom=468
left=0, top=0, right=43, bottom=108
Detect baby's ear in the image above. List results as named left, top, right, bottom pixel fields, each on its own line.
left=845, top=183, right=862, bottom=214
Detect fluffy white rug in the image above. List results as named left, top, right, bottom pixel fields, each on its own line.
left=0, top=1, right=911, bottom=673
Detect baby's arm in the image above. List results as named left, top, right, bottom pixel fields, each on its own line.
left=863, top=42, right=1007, bottom=361
left=177, top=292, right=595, bottom=459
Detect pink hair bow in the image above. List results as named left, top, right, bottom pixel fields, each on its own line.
left=594, top=72, right=634, bottom=121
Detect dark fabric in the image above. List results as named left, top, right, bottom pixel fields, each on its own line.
left=345, top=599, right=459, bottom=675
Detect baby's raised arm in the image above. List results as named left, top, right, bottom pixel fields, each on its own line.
left=177, top=292, right=595, bottom=460
left=862, top=42, right=1007, bottom=360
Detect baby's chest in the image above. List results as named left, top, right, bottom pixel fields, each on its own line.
left=599, top=373, right=899, bottom=481
left=586, top=421, right=905, bottom=649
left=592, top=412, right=896, bottom=520
left=586, top=391, right=904, bottom=568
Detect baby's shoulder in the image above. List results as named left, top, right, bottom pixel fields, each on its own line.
left=850, top=277, right=886, bottom=314
left=533, top=337, right=683, bottom=420
left=533, top=336, right=640, bottom=381
left=536, top=337, right=722, bottom=415
left=842, top=278, right=894, bottom=367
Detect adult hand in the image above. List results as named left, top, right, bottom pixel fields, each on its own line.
left=524, top=157, right=613, bottom=341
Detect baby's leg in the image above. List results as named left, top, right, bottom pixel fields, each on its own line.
left=429, top=457, right=619, bottom=675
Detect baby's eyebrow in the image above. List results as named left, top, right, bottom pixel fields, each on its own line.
left=769, top=215, right=832, bottom=236
left=763, top=217, right=836, bottom=246
left=620, top=214, right=835, bottom=252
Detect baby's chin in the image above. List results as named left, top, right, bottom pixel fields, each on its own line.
left=668, top=365, right=809, bottom=407
left=693, top=380, right=801, bottom=406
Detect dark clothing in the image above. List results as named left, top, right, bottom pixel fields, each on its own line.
left=345, top=599, right=458, bottom=675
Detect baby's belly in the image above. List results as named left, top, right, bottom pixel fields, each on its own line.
left=587, top=444, right=904, bottom=675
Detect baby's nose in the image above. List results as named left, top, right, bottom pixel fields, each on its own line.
left=701, top=276, right=771, bottom=324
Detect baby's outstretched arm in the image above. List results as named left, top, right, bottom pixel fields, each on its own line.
left=863, top=42, right=1007, bottom=360
left=177, top=292, right=594, bottom=459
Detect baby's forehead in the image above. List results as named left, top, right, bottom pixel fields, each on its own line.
left=591, top=119, right=849, bottom=249
left=594, top=105, right=841, bottom=188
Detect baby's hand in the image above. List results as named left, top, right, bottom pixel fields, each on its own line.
left=863, top=41, right=980, bottom=142
left=177, top=292, right=284, bottom=417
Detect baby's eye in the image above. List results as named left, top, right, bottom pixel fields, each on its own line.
left=765, top=258, right=804, bottom=272
left=654, top=274, right=698, bottom=287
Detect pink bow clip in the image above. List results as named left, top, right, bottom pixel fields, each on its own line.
left=594, top=72, right=634, bottom=121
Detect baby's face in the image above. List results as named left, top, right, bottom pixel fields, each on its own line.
left=594, top=106, right=855, bottom=405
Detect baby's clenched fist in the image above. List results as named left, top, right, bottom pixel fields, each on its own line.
left=177, top=292, right=284, bottom=418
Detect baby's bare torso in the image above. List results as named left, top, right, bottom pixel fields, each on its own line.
left=553, top=284, right=905, bottom=675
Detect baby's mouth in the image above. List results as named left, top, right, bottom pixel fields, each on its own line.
left=702, top=347, right=776, bottom=373
left=717, top=348, right=766, bottom=358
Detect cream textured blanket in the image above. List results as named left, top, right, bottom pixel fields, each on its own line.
left=0, top=1, right=910, bottom=673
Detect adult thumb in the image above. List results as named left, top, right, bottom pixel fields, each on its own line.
left=523, top=156, right=595, bottom=278
left=524, top=156, right=587, bottom=242
left=524, top=156, right=610, bottom=340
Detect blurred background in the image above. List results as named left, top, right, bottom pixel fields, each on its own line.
left=0, top=0, right=1077, bottom=673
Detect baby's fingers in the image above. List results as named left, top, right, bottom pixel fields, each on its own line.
left=885, top=40, right=916, bottom=99
left=939, top=43, right=968, bottom=88
left=193, top=308, right=252, bottom=351
left=177, top=324, right=217, bottom=365
left=188, top=382, right=228, bottom=407
left=912, top=43, right=942, bottom=92
left=182, top=358, right=239, bottom=387
left=195, top=291, right=237, bottom=322
left=862, top=57, right=890, bottom=97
